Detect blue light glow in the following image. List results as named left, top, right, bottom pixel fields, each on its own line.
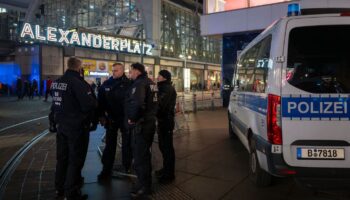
left=29, top=49, right=41, bottom=91
left=0, top=63, right=21, bottom=91
left=288, top=3, right=301, bottom=17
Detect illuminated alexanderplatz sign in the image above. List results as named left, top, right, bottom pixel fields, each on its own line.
left=19, top=23, right=153, bottom=56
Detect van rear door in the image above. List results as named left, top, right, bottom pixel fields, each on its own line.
left=281, top=17, right=350, bottom=168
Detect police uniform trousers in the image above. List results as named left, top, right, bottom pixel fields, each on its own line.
left=131, top=118, right=156, bottom=190
left=101, top=120, right=132, bottom=173
left=55, top=125, right=89, bottom=197
left=157, top=118, right=175, bottom=177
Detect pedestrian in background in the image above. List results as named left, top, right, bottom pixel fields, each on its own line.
left=22, top=79, right=29, bottom=99
left=155, top=70, right=177, bottom=184
left=126, top=63, right=158, bottom=198
left=16, top=77, right=22, bottom=100
left=28, top=80, right=33, bottom=99
left=51, top=57, right=97, bottom=200
left=44, top=76, right=52, bottom=101
left=97, top=63, right=132, bottom=183
left=31, top=79, right=38, bottom=99
left=40, top=79, right=44, bottom=99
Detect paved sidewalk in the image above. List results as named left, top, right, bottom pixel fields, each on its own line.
left=2, top=109, right=350, bottom=200
left=0, top=97, right=51, bottom=129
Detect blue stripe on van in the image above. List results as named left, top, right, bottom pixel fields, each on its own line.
left=231, top=113, right=248, bottom=136
left=236, top=93, right=268, bottom=115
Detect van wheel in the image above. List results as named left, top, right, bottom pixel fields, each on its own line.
left=249, top=140, right=272, bottom=187
left=228, top=112, right=237, bottom=139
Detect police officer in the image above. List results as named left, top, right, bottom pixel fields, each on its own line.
left=97, top=63, right=132, bottom=182
left=126, top=63, right=157, bottom=198
left=51, top=57, right=97, bottom=200
left=155, top=70, right=177, bottom=184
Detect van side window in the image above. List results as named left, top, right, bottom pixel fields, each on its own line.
left=254, top=35, right=272, bottom=93
left=287, top=26, right=350, bottom=93
left=234, top=35, right=272, bottom=93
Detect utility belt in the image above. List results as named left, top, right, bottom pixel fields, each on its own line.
left=105, top=117, right=124, bottom=129
left=141, top=115, right=156, bottom=122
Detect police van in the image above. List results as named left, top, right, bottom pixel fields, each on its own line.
left=228, top=4, right=350, bottom=187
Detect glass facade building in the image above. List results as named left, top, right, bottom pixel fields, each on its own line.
left=0, top=0, right=222, bottom=94
left=161, top=1, right=221, bottom=64
left=41, top=0, right=142, bottom=37
left=0, top=7, right=25, bottom=40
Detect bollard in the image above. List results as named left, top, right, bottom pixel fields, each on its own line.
left=211, top=92, right=215, bottom=111
left=193, top=93, right=197, bottom=113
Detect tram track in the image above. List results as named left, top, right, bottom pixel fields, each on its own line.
left=0, top=115, right=51, bottom=199
left=0, top=129, right=50, bottom=198
left=0, top=116, right=48, bottom=133
left=0, top=117, right=49, bottom=171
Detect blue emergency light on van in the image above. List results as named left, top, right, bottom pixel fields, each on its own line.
left=287, top=3, right=301, bottom=17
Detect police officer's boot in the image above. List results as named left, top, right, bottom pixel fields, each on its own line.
left=130, top=186, right=152, bottom=199
left=157, top=174, right=175, bottom=184
left=55, top=190, right=64, bottom=199
left=64, top=191, right=88, bottom=200
left=97, top=171, right=112, bottom=184
left=155, top=168, right=164, bottom=178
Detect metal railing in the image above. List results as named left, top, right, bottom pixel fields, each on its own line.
left=176, top=90, right=222, bottom=113
left=174, top=90, right=222, bottom=133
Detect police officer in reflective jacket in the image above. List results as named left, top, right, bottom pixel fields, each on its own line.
left=155, top=70, right=177, bottom=184
left=51, top=57, right=97, bottom=200
left=126, top=63, right=157, bottom=198
left=97, top=63, right=132, bottom=182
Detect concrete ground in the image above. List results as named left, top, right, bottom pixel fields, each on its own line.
left=0, top=97, right=50, bottom=178
left=0, top=96, right=51, bottom=129
left=1, top=107, right=350, bottom=200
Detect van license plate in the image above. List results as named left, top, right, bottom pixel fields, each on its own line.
left=297, top=148, right=345, bottom=160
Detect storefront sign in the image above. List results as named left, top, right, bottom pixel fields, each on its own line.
left=89, top=71, right=110, bottom=76
left=20, top=23, right=153, bottom=56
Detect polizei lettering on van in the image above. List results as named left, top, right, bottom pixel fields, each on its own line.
left=282, top=95, right=350, bottom=119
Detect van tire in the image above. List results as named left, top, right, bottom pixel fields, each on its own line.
left=228, top=112, right=237, bottom=139
left=249, top=139, right=272, bottom=187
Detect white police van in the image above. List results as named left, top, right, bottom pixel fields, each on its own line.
left=228, top=4, right=350, bottom=187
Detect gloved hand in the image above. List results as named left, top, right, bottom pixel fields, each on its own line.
left=99, top=116, right=107, bottom=127
left=89, top=122, right=98, bottom=131
left=128, top=119, right=136, bottom=129
left=49, top=122, right=57, bottom=133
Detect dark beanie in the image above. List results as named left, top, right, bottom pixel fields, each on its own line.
left=159, top=70, right=171, bottom=81
left=131, top=62, right=146, bottom=74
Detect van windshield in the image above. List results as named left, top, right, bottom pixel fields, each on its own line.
left=287, top=25, right=350, bottom=93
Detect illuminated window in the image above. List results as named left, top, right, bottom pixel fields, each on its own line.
left=0, top=8, right=6, bottom=13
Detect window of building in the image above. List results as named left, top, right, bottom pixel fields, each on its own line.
left=190, top=69, right=204, bottom=91
left=234, top=35, right=272, bottom=93
left=41, top=0, right=140, bottom=36
left=207, top=70, right=221, bottom=90
left=0, top=8, right=7, bottom=13
left=161, top=1, right=221, bottom=64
